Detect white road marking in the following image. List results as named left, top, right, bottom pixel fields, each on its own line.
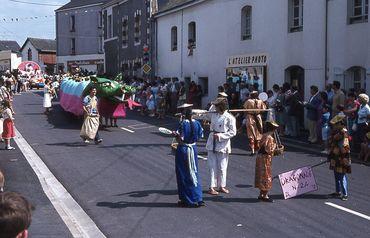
left=120, top=127, right=135, bottom=133
left=128, top=123, right=148, bottom=128
left=198, top=155, right=208, bottom=161
left=13, top=127, right=106, bottom=238
left=132, top=125, right=156, bottom=130
left=325, top=202, right=370, bottom=221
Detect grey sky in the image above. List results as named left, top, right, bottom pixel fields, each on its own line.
left=0, top=0, right=69, bottom=45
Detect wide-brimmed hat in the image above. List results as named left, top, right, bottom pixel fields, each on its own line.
left=212, top=97, right=227, bottom=106
left=250, top=91, right=259, bottom=96
left=358, top=93, right=369, bottom=103
left=177, top=103, right=193, bottom=109
left=330, top=115, right=346, bottom=125
left=265, top=121, right=279, bottom=129
left=218, top=92, right=228, bottom=97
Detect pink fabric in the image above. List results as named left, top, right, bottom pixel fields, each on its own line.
left=98, top=98, right=126, bottom=118
left=59, top=91, right=84, bottom=116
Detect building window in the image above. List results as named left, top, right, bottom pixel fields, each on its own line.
left=171, top=26, right=177, bottom=51
left=188, top=22, right=196, bottom=49
left=122, top=16, right=129, bottom=48
left=134, top=10, right=142, bottom=46
left=70, top=15, right=75, bottom=32
left=289, top=0, right=304, bottom=32
left=71, top=38, right=76, bottom=55
left=349, top=0, right=368, bottom=24
left=98, top=11, right=102, bottom=28
left=27, top=48, right=32, bottom=61
left=241, top=6, right=252, bottom=40
left=107, top=15, right=112, bottom=38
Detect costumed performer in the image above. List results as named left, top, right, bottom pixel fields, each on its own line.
left=174, top=104, right=205, bottom=207
left=2, top=100, right=16, bottom=150
left=80, top=88, right=103, bottom=144
left=255, top=121, right=281, bottom=202
left=205, top=98, right=237, bottom=195
left=328, top=115, right=351, bottom=201
left=244, top=91, right=266, bottom=156
left=43, top=80, right=53, bottom=114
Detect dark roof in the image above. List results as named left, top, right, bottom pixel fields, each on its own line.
left=158, top=0, right=196, bottom=13
left=56, top=0, right=109, bottom=11
left=20, top=38, right=56, bottom=53
left=0, top=41, right=20, bottom=52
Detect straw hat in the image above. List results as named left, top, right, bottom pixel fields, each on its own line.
left=358, top=93, right=369, bottom=104
left=177, top=103, right=193, bottom=109
left=330, top=115, right=346, bottom=125
left=211, top=97, right=227, bottom=106
left=218, top=92, right=228, bottom=97
left=265, top=121, right=279, bottom=129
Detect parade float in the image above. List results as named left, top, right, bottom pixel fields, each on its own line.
left=17, top=61, right=45, bottom=88
left=59, top=76, right=139, bottom=118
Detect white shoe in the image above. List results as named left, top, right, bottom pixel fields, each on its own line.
left=5, top=146, right=15, bottom=150
left=84, top=139, right=90, bottom=144
left=321, top=150, right=329, bottom=154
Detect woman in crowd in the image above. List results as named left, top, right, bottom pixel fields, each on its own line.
left=328, top=115, right=351, bottom=201
left=156, top=91, right=166, bottom=119
left=174, top=107, right=205, bottom=208
left=344, top=92, right=360, bottom=137
left=194, top=84, right=203, bottom=109
left=355, top=94, right=370, bottom=150
left=1, top=100, right=16, bottom=150
left=275, top=87, right=285, bottom=136
left=43, top=80, right=53, bottom=114
left=255, top=121, right=281, bottom=202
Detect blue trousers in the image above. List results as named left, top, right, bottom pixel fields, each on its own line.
left=334, top=171, right=348, bottom=196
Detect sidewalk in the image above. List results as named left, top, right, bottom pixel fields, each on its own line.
left=0, top=142, right=72, bottom=237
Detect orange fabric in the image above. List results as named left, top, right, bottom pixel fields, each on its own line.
left=255, top=135, right=276, bottom=191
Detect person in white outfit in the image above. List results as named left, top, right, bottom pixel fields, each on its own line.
left=43, top=80, right=53, bottom=114
left=204, top=98, right=237, bottom=195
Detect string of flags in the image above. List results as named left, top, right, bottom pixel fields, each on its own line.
left=1, top=15, right=55, bottom=22
left=0, top=8, right=102, bottom=23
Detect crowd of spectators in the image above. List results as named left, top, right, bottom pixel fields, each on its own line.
left=122, top=77, right=204, bottom=118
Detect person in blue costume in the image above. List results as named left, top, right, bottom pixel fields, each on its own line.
left=174, top=105, right=205, bottom=208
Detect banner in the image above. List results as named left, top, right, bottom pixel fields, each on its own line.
left=278, top=166, right=318, bottom=199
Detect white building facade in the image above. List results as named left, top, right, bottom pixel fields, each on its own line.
left=154, top=0, right=369, bottom=104
left=0, top=51, right=21, bottom=72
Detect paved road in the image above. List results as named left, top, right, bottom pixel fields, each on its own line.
left=0, top=132, right=72, bottom=237
left=6, top=91, right=370, bottom=238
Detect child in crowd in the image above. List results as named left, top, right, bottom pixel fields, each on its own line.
left=336, top=104, right=345, bottom=117
left=146, top=90, right=155, bottom=117
left=359, top=132, right=370, bottom=163
left=1, top=100, right=16, bottom=150
left=321, top=104, right=331, bottom=154
left=156, top=91, right=166, bottom=119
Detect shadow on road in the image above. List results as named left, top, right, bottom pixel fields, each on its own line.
left=270, top=193, right=329, bottom=200
left=235, top=184, right=253, bottom=188
left=203, top=196, right=260, bottom=204
left=45, top=142, right=88, bottom=147
left=115, top=190, right=178, bottom=197
left=96, top=201, right=178, bottom=209
left=100, top=143, right=171, bottom=149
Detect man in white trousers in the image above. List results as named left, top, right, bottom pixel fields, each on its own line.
left=205, top=98, right=237, bottom=195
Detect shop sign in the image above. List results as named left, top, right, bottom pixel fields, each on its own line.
left=227, top=53, right=268, bottom=68
left=67, top=59, right=104, bottom=66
